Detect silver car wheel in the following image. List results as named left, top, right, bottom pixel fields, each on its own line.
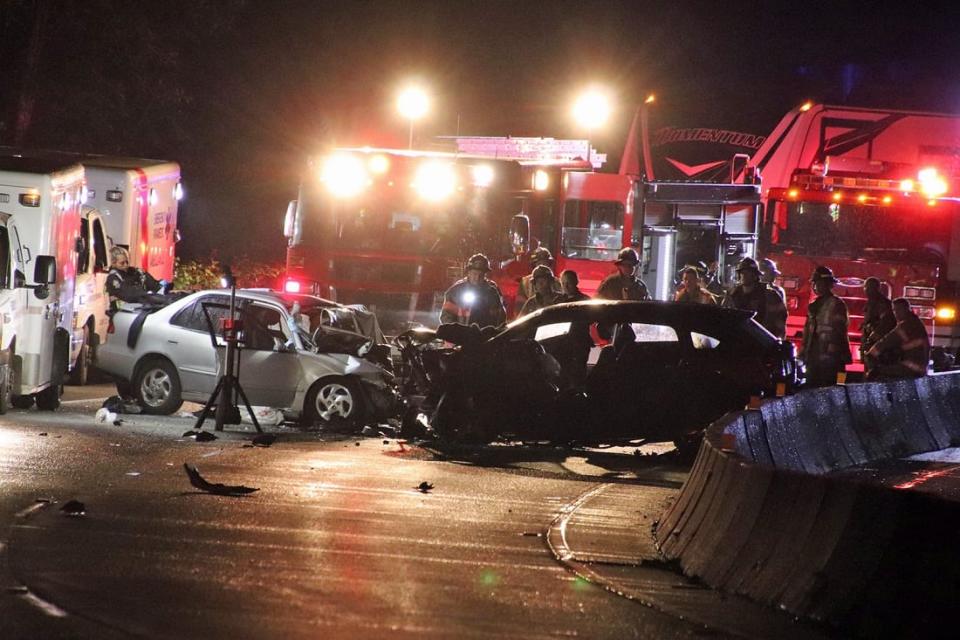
left=316, top=382, right=354, bottom=421
left=140, top=367, right=172, bottom=408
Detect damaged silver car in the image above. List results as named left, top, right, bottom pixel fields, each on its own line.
left=95, top=289, right=396, bottom=426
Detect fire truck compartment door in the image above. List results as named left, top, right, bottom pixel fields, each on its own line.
left=641, top=227, right=677, bottom=302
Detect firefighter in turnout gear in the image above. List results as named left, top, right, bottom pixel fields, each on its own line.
left=865, top=297, right=930, bottom=379
left=722, top=258, right=768, bottom=326
left=860, top=277, right=896, bottom=376
left=758, top=258, right=788, bottom=339
left=439, top=253, right=506, bottom=329
left=519, top=265, right=562, bottom=316
left=596, top=248, right=649, bottom=300
left=800, top=266, right=852, bottom=386
left=515, top=246, right=561, bottom=315
left=105, top=246, right=165, bottom=315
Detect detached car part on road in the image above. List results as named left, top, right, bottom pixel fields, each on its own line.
left=95, top=289, right=397, bottom=427
left=398, top=300, right=798, bottom=447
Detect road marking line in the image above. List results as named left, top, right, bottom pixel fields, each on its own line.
left=20, top=590, right=68, bottom=617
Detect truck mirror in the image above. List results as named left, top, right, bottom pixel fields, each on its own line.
left=283, top=200, right=297, bottom=238
left=509, top=214, right=530, bottom=257
left=34, top=255, right=57, bottom=285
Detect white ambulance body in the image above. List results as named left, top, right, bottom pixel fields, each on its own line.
left=0, top=158, right=84, bottom=410
left=82, top=159, right=182, bottom=282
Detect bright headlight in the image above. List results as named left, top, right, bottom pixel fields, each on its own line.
left=471, top=164, right=495, bottom=187
left=413, top=161, right=457, bottom=201
left=320, top=154, right=369, bottom=198
left=918, top=167, right=948, bottom=198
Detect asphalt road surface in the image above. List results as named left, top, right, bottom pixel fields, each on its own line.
left=0, top=384, right=824, bottom=639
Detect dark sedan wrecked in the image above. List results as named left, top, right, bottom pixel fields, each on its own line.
left=397, top=300, right=798, bottom=447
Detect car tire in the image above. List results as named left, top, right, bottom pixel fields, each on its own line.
left=302, top=376, right=365, bottom=430
left=36, top=384, right=61, bottom=411
left=134, top=357, right=183, bottom=415
left=68, top=327, right=92, bottom=386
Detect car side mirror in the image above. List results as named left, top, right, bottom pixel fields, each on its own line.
left=509, top=214, right=530, bottom=257
left=34, top=255, right=57, bottom=285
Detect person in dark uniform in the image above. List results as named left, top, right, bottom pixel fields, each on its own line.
left=439, top=253, right=506, bottom=329
left=596, top=248, right=649, bottom=300
left=758, top=258, right=788, bottom=339
left=722, top=258, right=768, bottom=326
left=865, top=297, right=930, bottom=379
left=105, top=246, right=166, bottom=315
left=559, top=269, right=590, bottom=303
left=515, top=246, right=561, bottom=314
left=519, top=265, right=562, bottom=316
left=860, top=277, right=896, bottom=376
left=800, top=266, right=852, bottom=387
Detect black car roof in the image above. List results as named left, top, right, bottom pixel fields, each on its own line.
left=497, top=300, right=770, bottom=341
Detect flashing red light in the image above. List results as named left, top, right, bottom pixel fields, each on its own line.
left=284, top=280, right=302, bottom=293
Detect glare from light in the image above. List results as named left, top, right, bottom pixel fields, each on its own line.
left=857, top=193, right=868, bottom=203
left=397, top=86, right=430, bottom=121
left=149, top=188, right=159, bottom=206
left=644, top=93, right=656, bottom=105
left=918, top=167, right=948, bottom=197
left=79, top=187, right=88, bottom=205
left=936, top=306, right=956, bottom=321
left=462, top=290, right=476, bottom=306
left=533, top=169, right=550, bottom=191
left=900, top=179, right=915, bottom=192
left=320, top=154, right=369, bottom=198
left=572, top=88, right=612, bottom=130
left=284, top=280, right=302, bottom=293
left=799, top=101, right=814, bottom=112
left=413, top=161, right=457, bottom=201
left=174, top=182, right=185, bottom=201
left=368, top=154, right=390, bottom=175
left=832, top=192, right=842, bottom=202
left=788, top=189, right=799, bottom=199
left=471, top=164, right=495, bottom=187
left=882, top=195, right=893, bottom=204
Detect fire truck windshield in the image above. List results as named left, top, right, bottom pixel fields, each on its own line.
left=775, top=200, right=953, bottom=264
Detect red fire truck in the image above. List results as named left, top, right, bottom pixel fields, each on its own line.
left=282, top=137, right=764, bottom=327
left=281, top=139, right=596, bottom=329
left=746, top=103, right=960, bottom=366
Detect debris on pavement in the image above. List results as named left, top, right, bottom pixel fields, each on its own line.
left=38, top=432, right=47, bottom=437
left=60, top=500, right=86, bottom=516
left=416, top=481, right=434, bottom=493
left=183, top=463, right=259, bottom=496
left=251, top=433, right=276, bottom=447
left=182, top=430, right=218, bottom=442
left=95, top=408, right=118, bottom=424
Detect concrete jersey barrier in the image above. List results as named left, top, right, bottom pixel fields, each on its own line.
left=656, top=372, right=960, bottom=637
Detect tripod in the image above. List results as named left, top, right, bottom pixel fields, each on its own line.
left=194, top=278, right=261, bottom=433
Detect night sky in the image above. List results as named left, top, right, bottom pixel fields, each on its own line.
left=1, top=0, right=958, bottom=263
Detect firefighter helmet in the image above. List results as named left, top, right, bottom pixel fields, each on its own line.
left=614, top=248, right=640, bottom=265
left=735, top=257, right=761, bottom=274
left=465, top=253, right=492, bottom=273
left=531, top=265, right=555, bottom=282
left=810, top=265, right=838, bottom=284
left=759, top=257, right=781, bottom=277
left=530, top=246, right=553, bottom=266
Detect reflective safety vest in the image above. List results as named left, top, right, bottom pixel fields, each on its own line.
left=873, top=313, right=930, bottom=376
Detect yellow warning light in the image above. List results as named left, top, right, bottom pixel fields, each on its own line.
left=787, top=189, right=799, bottom=199
left=799, top=101, right=813, bottom=112
left=882, top=195, right=893, bottom=205
left=857, top=193, right=868, bottom=203
left=937, top=306, right=956, bottom=321
left=368, top=154, right=390, bottom=175
left=832, top=192, right=842, bottom=202
left=645, top=94, right=656, bottom=105
left=928, top=199, right=937, bottom=207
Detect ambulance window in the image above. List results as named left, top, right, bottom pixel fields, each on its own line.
left=0, top=227, right=9, bottom=289
left=77, top=218, right=90, bottom=274
left=92, top=218, right=108, bottom=272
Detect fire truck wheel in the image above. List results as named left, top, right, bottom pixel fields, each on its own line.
left=303, top=376, right=365, bottom=429
left=134, top=357, right=183, bottom=415
left=68, top=327, right=92, bottom=386
left=36, top=384, right=61, bottom=411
